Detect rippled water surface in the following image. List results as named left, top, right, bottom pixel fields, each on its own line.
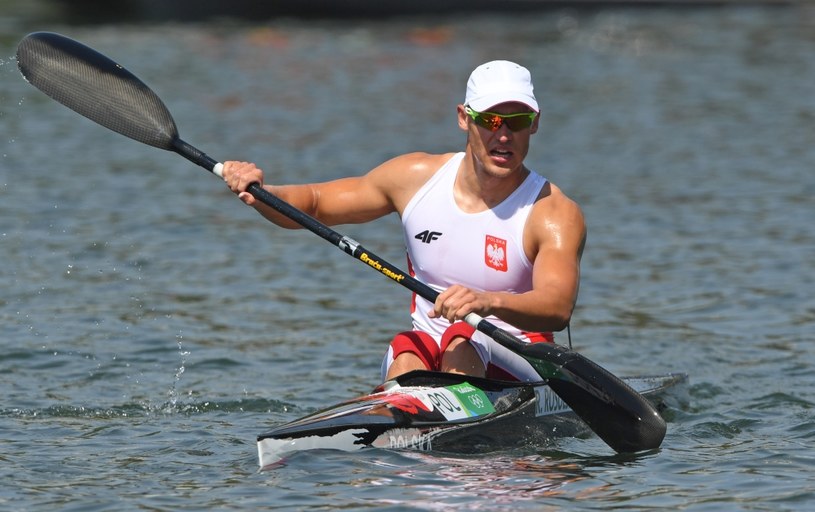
left=2, top=5, right=814, bottom=510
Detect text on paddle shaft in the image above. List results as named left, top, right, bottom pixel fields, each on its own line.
left=360, top=253, right=405, bottom=282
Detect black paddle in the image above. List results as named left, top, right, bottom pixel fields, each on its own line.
left=16, top=31, right=667, bottom=453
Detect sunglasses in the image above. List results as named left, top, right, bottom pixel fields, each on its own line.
left=465, top=106, right=537, bottom=132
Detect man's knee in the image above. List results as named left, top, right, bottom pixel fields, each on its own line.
left=440, top=337, right=485, bottom=377
left=385, top=351, right=427, bottom=380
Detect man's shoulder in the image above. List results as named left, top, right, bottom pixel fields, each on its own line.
left=370, top=152, right=459, bottom=212
left=526, top=181, right=586, bottom=256
left=388, top=151, right=459, bottom=172
left=533, top=181, right=585, bottom=223
left=373, top=151, right=459, bottom=185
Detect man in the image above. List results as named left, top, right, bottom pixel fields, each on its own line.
left=222, top=60, right=586, bottom=382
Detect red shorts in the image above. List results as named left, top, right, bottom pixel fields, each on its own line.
left=388, top=322, right=553, bottom=381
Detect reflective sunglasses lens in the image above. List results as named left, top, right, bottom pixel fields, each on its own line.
left=469, top=112, right=498, bottom=131
left=469, top=109, right=534, bottom=132
left=503, top=115, right=534, bottom=131
left=482, top=113, right=504, bottom=131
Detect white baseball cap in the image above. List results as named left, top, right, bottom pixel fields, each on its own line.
left=464, top=60, right=539, bottom=112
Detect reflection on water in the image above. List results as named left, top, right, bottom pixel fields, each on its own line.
left=394, top=453, right=596, bottom=506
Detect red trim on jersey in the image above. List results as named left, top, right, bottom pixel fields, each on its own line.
left=522, top=331, right=554, bottom=343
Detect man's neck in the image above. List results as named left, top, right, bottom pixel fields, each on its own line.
left=454, top=151, right=529, bottom=212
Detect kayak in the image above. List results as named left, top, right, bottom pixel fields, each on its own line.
left=257, top=370, right=688, bottom=468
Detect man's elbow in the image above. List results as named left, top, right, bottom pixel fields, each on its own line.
left=547, top=308, right=573, bottom=332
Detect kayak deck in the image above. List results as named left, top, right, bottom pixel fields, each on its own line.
left=257, top=370, right=688, bottom=468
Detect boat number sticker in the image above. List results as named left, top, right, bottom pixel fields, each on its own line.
left=413, top=383, right=494, bottom=420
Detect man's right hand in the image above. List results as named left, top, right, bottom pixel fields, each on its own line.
left=222, top=160, right=265, bottom=206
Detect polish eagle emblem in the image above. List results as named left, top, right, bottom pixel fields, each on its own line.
left=484, top=235, right=508, bottom=272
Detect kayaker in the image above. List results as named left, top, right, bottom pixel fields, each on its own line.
left=222, top=60, right=586, bottom=382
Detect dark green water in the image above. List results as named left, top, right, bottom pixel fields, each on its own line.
left=2, top=5, right=814, bottom=510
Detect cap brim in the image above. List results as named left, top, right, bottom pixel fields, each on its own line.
left=468, top=92, right=539, bottom=112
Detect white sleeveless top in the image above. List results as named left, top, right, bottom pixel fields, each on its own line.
left=401, top=152, right=548, bottom=341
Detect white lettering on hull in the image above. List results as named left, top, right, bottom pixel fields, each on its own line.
left=372, top=428, right=433, bottom=451
left=534, top=386, right=570, bottom=416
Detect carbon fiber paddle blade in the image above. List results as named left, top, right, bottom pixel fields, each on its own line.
left=521, top=342, right=667, bottom=452
left=16, top=31, right=178, bottom=150
left=482, top=323, right=667, bottom=452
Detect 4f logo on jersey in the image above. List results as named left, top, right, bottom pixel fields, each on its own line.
left=485, top=235, right=508, bottom=272
left=415, top=230, right=443, bottom=244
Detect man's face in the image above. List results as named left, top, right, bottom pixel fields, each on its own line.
left=459, top=102, right=539, bottom=177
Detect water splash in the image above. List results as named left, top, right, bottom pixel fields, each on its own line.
left=165, top=334, right=191, bottom=413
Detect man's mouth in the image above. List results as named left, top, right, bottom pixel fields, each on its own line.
left=490, top=148, right=513, bottom=161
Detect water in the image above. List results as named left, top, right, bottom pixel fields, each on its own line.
left=2, top=5, right=814, bottom=510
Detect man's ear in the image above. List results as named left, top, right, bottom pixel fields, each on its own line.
left=530, top=115, right=540, bottom=134
left=456, top=105, right=469, bottom=131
